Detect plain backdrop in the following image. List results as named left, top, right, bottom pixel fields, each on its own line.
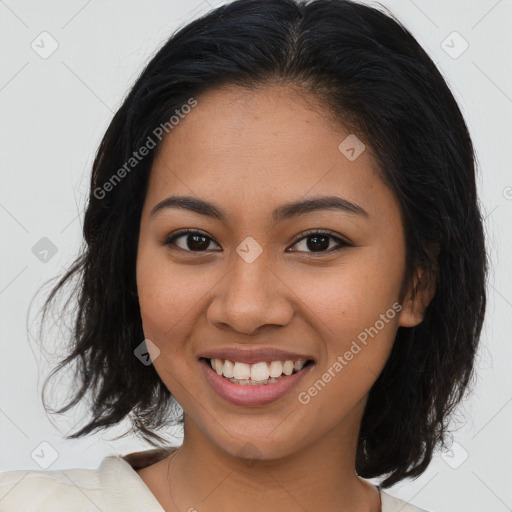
left=1, top=1, right=511, bottom=511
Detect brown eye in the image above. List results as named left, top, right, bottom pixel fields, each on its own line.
left=162, top=229, right=352, bottom=255
left=288, top=230, right=352, bottom=254
left=163, top=229, right=221, bottom=252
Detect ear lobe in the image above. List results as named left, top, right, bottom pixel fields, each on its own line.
left=398, top=267, right=437, bottom=328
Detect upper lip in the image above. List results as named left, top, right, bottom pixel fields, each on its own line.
left=199, top=347, right=315, bottom=365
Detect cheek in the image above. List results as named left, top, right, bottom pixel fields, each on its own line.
left=288, top=251, right=403, bottom=393
left=136, top=247, right=225, bottom=363
left=136, top=246, right=201, bottom=347
left=135, top=252, right=207, bottom=399
left=293, top=254, right=401, bottom=334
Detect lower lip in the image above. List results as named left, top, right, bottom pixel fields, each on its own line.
left=200, top=358, right=313, bottom=406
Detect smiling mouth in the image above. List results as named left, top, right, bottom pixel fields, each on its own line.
left=201, top=357, right=315, bottom=386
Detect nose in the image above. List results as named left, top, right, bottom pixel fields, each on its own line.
left=206, top=253, right=294, bottom=336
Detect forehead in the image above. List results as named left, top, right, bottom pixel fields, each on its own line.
left=145, top=84, right=398, bottom=223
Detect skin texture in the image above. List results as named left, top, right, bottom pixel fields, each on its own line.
left=135, top=84, right=435, bottom=512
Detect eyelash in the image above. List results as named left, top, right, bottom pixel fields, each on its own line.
left=161, top=228, right=352, bottom=255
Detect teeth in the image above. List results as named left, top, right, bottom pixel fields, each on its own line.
left=213, top=358, right=223, bottom=375
left=223, top=359, right=234, bottom=378
left=269, top=361, right=283, bottom=378
left=251, top=362, right=270, bottom=381
left=233, top=362, right=251, bottom=380
left=294, top=359, right=305, bottom=371
left=282, top=360, right=294, bottom=376
left=209, top=358, right=309, bottom=381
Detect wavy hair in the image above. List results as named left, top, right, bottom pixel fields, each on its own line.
left=34, top=0, right=487, bottom=488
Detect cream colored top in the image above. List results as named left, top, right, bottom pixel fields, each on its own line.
left=0, top=448, right=430, bottom=511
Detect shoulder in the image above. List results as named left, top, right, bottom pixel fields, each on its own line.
left=0, top=454, right=165, bottom=512
left=0, top=448, right=174, bottom=512
left=380, top=488, right=433, bottom=512
left=0, top=464, right=105, bottom=512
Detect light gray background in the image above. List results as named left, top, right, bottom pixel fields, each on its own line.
left=1, top=1, right=511, bottom=511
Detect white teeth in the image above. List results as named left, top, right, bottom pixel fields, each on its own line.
left=209, top=357, right=309, bottom=381
left=269, top=361, right=283, bottom=378
left=250, top=362, right=270, bottom=381
left=282, top=360, right=294, bottom=376
left=223, top=359, right=234, bottom=378
left=213, top=358, right=223, bottom=375
left=294, top=359, right=306, bottom=371
left=233, top=362, right=251, bottom=380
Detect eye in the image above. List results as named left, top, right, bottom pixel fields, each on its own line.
left=162, top=229, right=221, bottom=252
left=161, top=229, right=352, bottom=254
left=287, top=230, right=352, bottom=254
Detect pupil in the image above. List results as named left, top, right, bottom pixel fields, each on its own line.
left=307, top=235, right=329, bottom=252
left=188, top=234, right=209, bottom=250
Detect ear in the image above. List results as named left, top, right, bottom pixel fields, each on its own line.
left=398, top=246, right=439, bottom=327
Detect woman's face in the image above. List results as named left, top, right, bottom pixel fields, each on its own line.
left=136, top=85, right=426, bottom=460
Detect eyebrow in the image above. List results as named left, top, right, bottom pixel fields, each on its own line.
left=149, top=195, right=368, bottom=223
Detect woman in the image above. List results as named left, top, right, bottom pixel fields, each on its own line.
left=0, top=0, right=487, bottom=511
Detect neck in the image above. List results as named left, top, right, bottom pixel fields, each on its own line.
left=158, top=401, right=380, bottom=512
